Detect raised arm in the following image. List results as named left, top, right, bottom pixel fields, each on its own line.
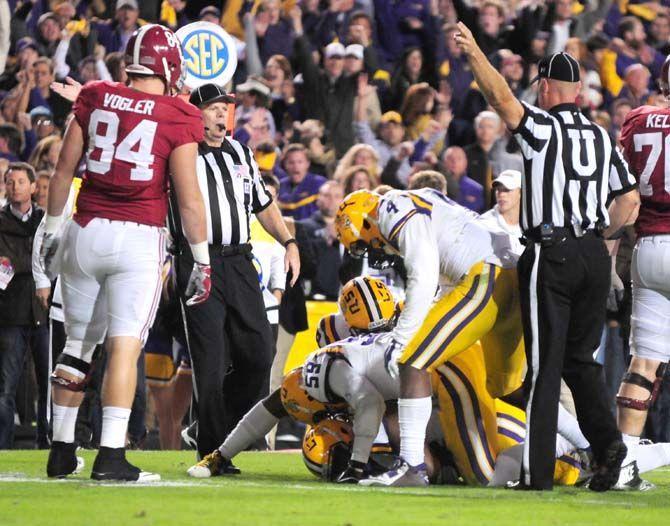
left=454, top=22, right=525, bottom=130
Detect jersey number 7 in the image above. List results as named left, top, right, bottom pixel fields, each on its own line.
left=633, top=132, right=670, bottom=196
left=87, top=109, right=158, bottom=181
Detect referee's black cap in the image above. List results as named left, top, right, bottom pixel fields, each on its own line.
left=189, top=83, right=235, bottom=108
left=531, top=52, right=580, bottom=84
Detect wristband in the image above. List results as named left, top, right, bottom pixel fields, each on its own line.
left=284, top=238, right=298, bottom=248
left=189, top=241, right=210, bottom=265
left=45, top=214, right=63, bottom=235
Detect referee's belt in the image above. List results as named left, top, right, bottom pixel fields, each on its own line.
left=522, top=226, right=602, bottom=246
left=210, top=243, right=252, bottom=257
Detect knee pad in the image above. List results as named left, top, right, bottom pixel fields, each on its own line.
left=51, top=340, right=97, bottom=392
left=616, top=363, right=667, bottom=411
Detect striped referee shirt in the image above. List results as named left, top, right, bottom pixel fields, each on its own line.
left=513, top=102, right=637, bottom=233
left=169, top=138, right=272, bottom=246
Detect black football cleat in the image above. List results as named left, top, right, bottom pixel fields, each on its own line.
left=47, top=441, right=84, bottom=478
left=91, top=447, right=160, bottom=482
left=588, top=440, right=627, bottom=492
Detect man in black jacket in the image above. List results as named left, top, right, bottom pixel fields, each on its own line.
left=0, top=162, right=48, bottom=449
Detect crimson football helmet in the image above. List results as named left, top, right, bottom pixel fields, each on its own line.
left=124, top=24, right=184, bottom=93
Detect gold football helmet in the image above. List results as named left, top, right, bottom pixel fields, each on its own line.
left=335, top=190, right=383, bottom=256
left=280, top=368, right=346, bottom=424
left=302, top=419, right=354, bottom=481
left=339, top=276, right=396, bottom=332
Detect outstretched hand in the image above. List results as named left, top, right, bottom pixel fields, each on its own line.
left=50, top=77, right=82, bottom=103
left=453, top=22, right=480, bottom=58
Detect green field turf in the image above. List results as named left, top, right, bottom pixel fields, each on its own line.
left=1, top=450, right=670, bottom=526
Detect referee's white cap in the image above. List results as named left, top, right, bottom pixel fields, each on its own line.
left=531, top=52, right=580, bottom=84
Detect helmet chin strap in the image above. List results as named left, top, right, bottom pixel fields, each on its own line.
left=162, top=57, right=171, bottom=95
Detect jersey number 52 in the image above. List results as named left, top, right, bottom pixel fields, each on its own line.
left=87, top=109, right=158, bottom=181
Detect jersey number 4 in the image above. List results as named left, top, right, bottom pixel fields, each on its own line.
left=87, top=109, right=158, bottom=181
left=633, top=132, right=670, bottom=196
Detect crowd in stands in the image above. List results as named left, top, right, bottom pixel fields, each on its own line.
left=2, top=0, right=670, bottom=449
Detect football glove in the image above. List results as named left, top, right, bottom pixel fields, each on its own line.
left=384, top=337, right=404, bottom=379
left=185, top=262, right=212, bottom=306
left=40, top=232, right=60, bottom=280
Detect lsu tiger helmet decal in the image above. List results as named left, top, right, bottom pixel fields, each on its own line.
left=302, top=419, right=354, bottom=481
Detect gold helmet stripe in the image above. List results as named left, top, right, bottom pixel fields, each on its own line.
left=354, top=278, right=381, bottom=324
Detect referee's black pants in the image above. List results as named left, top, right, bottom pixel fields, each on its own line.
left=176, top=248, right=273, bottom=458
left=518, top=232, right=621, bottom=490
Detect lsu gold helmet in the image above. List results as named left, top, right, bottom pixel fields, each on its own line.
left=280, top=368, right=346, bottom=424
left=335, top=190, right=383, bottom=256
left=339, top=276, right=396, bottom=332
left=302, top=419, right=353, bottom=481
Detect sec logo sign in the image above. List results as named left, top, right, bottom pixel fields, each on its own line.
left=176, top=22, right=238, bottom=89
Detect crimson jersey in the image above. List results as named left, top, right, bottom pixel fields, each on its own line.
left=620, top=105, right=670, bottom=237
left=73, top=81, right=203, bottom=227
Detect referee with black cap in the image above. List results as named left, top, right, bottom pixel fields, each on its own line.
left=169, top=83, right=300, bottom=467
left=455, top=23, right=641, bottom=490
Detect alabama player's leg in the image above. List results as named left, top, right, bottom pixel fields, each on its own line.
left=90, top=223, right=164, bottom=481
left=48, top=221, right=108, bottom=477
left=617, top=237, right=670, bottom=444
left=393, top=262, right=499, bottom=474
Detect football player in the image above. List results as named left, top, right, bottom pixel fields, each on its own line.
left=335, top=187, right=525, bottom=485
left=42, top=24, right=211, bottom=482
left=616, top=56, right=670, bottom=450
left=187, top=276, right=399, bottom=482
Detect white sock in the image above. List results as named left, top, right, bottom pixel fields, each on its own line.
left=555, top=434, right=575, bottom=458
left=626, top=442, right=670, bottom=474
left=398, top=397, right=432, bottom=467
left=100, top=406, right=131, bottom=449
left=52, top=404, right=79, bottom=443
left=622, top=433, right=639, bottom=446
left=219, top=401, right=278, bottom=460
left=556, top=403, right=589, bottom=450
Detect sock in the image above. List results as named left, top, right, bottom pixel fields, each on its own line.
left=556, top=403, right=589, bottom=450
left=219, top=401, right=278, bottom=460
left=555, top=434, right=575, bottom=458
left=100, top=406, right=131, bottom=449
left=52, top=404, right=79, bottom=443
left=622, top=433, right=639, bottom=446
left=626, top=442, right=670, bottom=474
left=398, top=397, right=432, bottom=467
left=489, top=444, right=523, bottom=487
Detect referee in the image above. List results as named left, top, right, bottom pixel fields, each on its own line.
left=455, top=24, right=640, bottom=491
left=168, top=84, right=300, bottom=466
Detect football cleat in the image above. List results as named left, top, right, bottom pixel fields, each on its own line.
left=46, top=441, right=84, bottom=478
left=91, top=447, right=160, bottom=482
left=613, top=461, right=655, bottom=491
left=335, top=461, right=367, bottom=484
left=187, top=450, right=241, bottom=478
left=358, top=459, right=429, bottom=487
left=588, top=440, right=627, bottom=492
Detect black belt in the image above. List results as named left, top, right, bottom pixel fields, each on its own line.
left=211, top=243, right=252, bottom=257
left=522, top=225, right=602, bottom=246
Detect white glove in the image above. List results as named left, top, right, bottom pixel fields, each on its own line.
left=384, top=337, right=404, bottom=379
left=40, top=232, right=60, bottom=280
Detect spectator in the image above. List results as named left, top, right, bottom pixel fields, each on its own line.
left=449, top=0, right=510, bottom=57
left=0, top=37, right=38, bottom=92
left=260, top=54, right=299, bottom=135
left=499, top=51, right=525, bottom=97
left=0, top=158, right=7, bottom=206
left=33, top=170, right=49, bottom=209
left=611, top=98, right=633, bottom=138
left=545, top=0, right=613, bottom=55
left=159, top=0, right=193, bottom=30
left=463, top=110, right=501, bottom=195
left=441, top=24, right=475, bottom=112
left=92, top=0, right=142, bottom=54
left=312, top=0, right=366, bottom=49
left=441, top=145, right=484, bottom=212
left=649, top=13, right=670, bottom=54
left=104, top=51, right=128, bottom=83
left=0, top=162, right=48, bottom=449
left=333, top=143, right=381, bottom=184
left=342, top=164, right=375, bottom=195
left=617, top=63, right=651, bottom=108
left=292, top=8, right=362, bottom=156
left=28, top=135, right=61, bottom=173
left=615, top=16, right=665, bottom=84
left=21, top=57, right=71, bottom=128
left=277, top=143, right=327, bottom=219
left=399, top=82, right=436, bottom=140
left=389, top=47, right=428, bottom=111
left=253, top=0, right=295, bottom=65
left=295, top=180, right=345, bottom=300
left=0, top=123, right=22, bottom=162
left=407, top=169, right=447, bottom=194
left=235, top=76, right=277, bottom=139
left=293, top=119, right=334, bottom=176
left=29, top=106, right=56, bottom=141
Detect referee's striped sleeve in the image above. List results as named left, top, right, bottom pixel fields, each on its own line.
left=512, top=102, right=554, bottom=160
left=241, top=144, right=273, bottom=213
left=608, top=138, right=637, bottom=197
